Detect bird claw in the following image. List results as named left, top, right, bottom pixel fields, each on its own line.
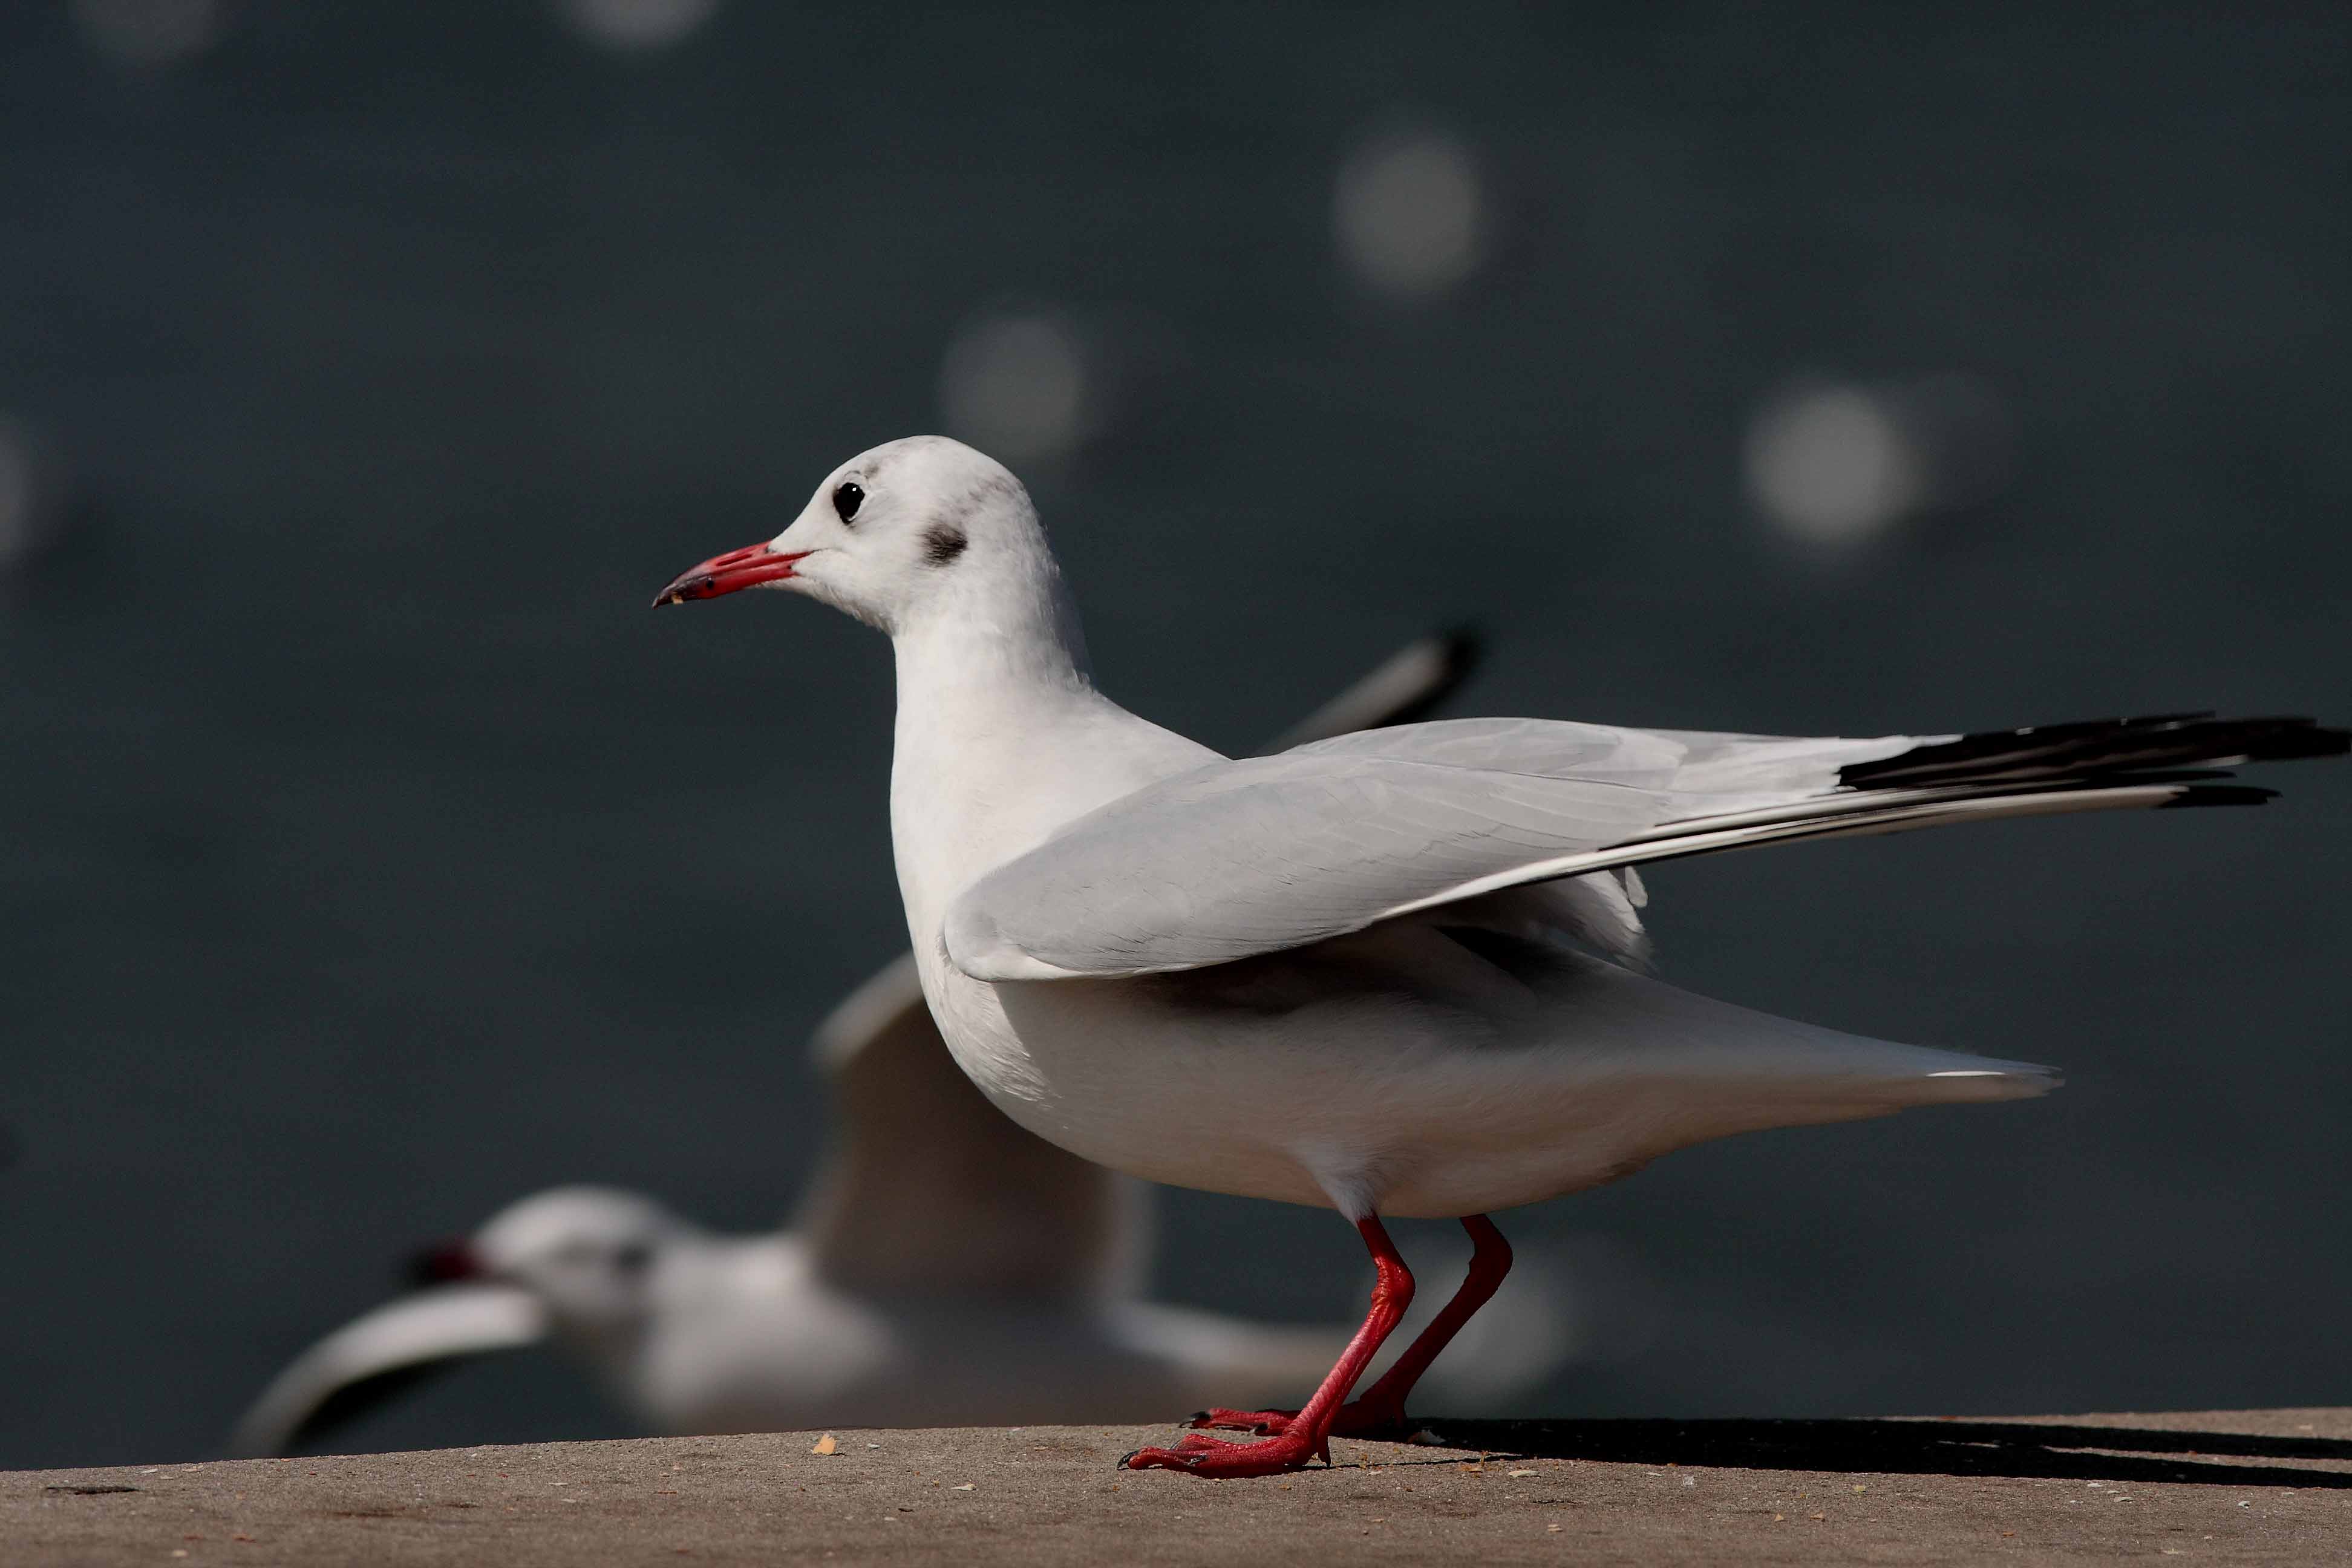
left=1124, top=1430, right=1329, bottom=1479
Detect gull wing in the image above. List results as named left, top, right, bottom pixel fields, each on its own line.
left=796, top=953, right=1145, bottom=1298
left=947, top=714, right=2344, bottom=981
left=228, top=1284, right=546, bottom=1457
left=799, top=629, right=1492, bottom=1294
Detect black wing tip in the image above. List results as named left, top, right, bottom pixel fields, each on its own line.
left=275, top=1359, right=466, bottom=1454
left=1436, top=622, right=1486, bottom=673
left=1841, top=713, right=2348, bottom=791
left=2279, top=722, right=2352, bottom=761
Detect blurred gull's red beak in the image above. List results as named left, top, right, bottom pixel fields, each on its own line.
left=652, top=543, right=810, bottom=607
left=410, top=1240, right=484, bottom=1287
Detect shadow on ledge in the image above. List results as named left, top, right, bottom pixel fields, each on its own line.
left=1407, top=1418, right=2352, bottom=1490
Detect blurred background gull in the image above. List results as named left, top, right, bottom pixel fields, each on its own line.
left=0, top=2, right=2344, bottom=1466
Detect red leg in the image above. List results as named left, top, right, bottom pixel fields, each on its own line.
left=1192, top=1215, right=1511, bottom=1438
left=1123, top=1216, right=1414, bottom=1479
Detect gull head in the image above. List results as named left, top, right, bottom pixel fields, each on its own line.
left=653, top=436, right=1046, bottom=636
left=426, top=1186, right=696, bottom=1345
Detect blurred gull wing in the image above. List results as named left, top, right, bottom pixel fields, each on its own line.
left=797, top=952, right=1143, bottom=1297
left=947, top=714, right=2345, bottom=981
left=799, top=628, right=1488, bottom=1293
left=228, top=1283, right=546, bottom=1457
left=1253, top=627, right=1481, bottom=756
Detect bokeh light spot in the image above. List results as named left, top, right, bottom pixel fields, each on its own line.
left=1744, top=374, right=2014, bottom=549
left=938, top=312, right=1094, bottom=465
left=551, top=0, right=722, bottom=52
left=1333, top=127, right=1486, bottom=299
left=1744, top=384, right=1923, bottom=546
left=70, top=0, right=225, bottom=69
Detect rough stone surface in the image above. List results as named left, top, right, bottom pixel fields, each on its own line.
left=10, top=1410, right=2350, bottom=1566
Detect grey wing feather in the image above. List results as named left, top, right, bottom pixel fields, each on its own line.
left=945, top=753, right=1780, bottom=979
left=1285, top=716, right=1922, bottom=789
left=948, top=713, right=2339, bottom=981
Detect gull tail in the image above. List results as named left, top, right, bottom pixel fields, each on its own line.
left=1442, top=944, right=2063, bottom=1205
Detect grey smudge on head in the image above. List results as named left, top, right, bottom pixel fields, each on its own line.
left=918, top=470, right=1016, bottom=567
left=921, top=525, right=969, bottom=566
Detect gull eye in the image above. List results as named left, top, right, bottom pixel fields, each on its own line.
left=612, top=1241, right=653, bottom=1276
left=832, top=481, right=864, bottom=523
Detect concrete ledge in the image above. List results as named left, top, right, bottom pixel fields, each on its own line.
left=11, top=1410, right=2350, bottom=1566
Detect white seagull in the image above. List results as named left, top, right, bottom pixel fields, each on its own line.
left=654, top=436, right=2345, bottom=1479
left=232, top=632, right=1566, bottom=1457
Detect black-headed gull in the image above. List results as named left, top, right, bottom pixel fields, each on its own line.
left=232, top=632, right=1565, bottom=1457
left=228, top=979, right=1343, bottom=1453
left=655, top=436, right=2345, bottom=1479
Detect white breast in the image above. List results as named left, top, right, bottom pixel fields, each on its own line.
left=887, top=629, right=1216, bottom=1117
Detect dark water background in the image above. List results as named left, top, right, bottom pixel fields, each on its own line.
left=1, top=4, right=2345, bottom=1468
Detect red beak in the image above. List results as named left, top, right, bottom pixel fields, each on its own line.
left=652, top=542, right=810, bottom=607
left=410, top=1240, right=484, bottom=1286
